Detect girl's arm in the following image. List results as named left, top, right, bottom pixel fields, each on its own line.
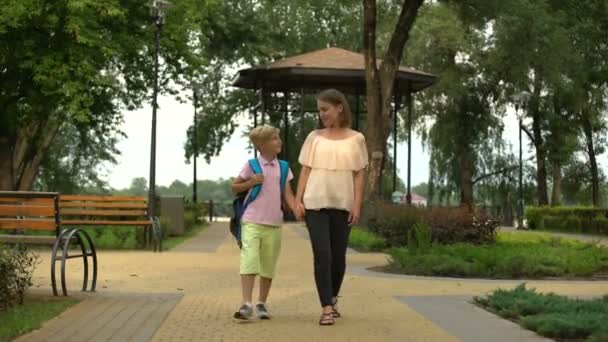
left=349, top=168, right=366, bottom=224
left=294, top=166, right=311, bottom=219
left=295, top=166, right=311, bottom=204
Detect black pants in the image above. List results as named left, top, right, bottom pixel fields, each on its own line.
left=305, top=209, right=351, bottom=307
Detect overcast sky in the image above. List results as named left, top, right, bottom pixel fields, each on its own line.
left=103, top=92, right=607, bottom=191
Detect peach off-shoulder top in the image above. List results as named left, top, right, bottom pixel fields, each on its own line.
left=298, top=130, right=369, bottom=211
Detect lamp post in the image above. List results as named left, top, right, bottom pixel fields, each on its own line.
left=147, top=0, right=172, bottom=217
left=192, top=83, right=202, bottom=204
left=512, top=91, right=531, bottom=229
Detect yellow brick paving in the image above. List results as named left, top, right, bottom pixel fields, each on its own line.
left=25, top=223, right=608, bottom=342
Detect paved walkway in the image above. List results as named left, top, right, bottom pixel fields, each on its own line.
left=17, top=222, right=608, bottom=342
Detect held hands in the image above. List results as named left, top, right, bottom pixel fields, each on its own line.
left=294, top=201, right=306, bottom=221
left=249, top=174, right=264, bottom=186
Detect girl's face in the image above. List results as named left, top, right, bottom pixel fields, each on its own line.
left=317, top=100, right=343, bottom=128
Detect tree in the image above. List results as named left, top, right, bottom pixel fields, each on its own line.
left=404, top=2, right=508, bottom=209
left=490, top=0, right=578, bottom=206
left=0, top=0, right=251, bottom=191
left=563, top=1, right=608, bottom=207
left=362, top=0, right=425, bottom=199
left=35, top=121, right=120, bottom=194
left=128, top=177, right=149, bottom=197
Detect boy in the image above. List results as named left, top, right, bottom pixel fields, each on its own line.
left=231, top=124, right=297, bottom=321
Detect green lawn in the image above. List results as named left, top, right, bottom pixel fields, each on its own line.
left=387, top=232, right=608, bottom=279
left=348, top=226, right=387, bottom=252
left=25, top=223, right=208, bottom=251
left=162, top=223, right=207, bottom=250
left=0, top=298, right=79, bottom=341
left=475, top=284, right=608, bottom=341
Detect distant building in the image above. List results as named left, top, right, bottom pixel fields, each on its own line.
left=407, top=193, right=427, bottom=207
left=391, top=191, right=428, bottom=207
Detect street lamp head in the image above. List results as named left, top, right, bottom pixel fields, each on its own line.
left=191, top=81, right=204, bottom=102
left=149, top=0, right=173, bottom=23
left=512, top=90, right=532, bottom=107
left=512, top=90, right=532, bottom=118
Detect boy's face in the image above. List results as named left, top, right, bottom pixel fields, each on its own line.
left=258, top=133, right=282, bottom=156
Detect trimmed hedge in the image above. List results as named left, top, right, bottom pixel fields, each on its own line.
left=367, top=203, right=498, bottom=247
left=525, top=207, right=608, bottom=235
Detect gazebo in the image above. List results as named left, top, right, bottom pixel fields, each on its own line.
left=232, top=47, right=436, bottom=203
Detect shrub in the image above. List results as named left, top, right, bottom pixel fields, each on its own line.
left=565, top=215, right=583, bottom=233
left=367, top=203, right=498, bottom=247
left=0, top=245, right=39, bottom=311
left=407, top=221, right=433, bottom=254
left=159, top=217, right=172, bottom=238
left=526, top=207, right=608, bottom=235
left=425, top=207, right=498, bottom=244
left=185, top=203, right=208, bottom=224
left=542, top=216, right=563, bottom=232
left=348, top=227, right=386, bottom=252
left=81, top=227, right=138, bottom=249
left=183, top=210, right=197, bottom=231
left=367, top=203, right=422, bottom=246
left=590, top=215, right=608, bottom=235
left=388, top=232, right=608, bottom=279
left=475, top=284, right=608, bottom=341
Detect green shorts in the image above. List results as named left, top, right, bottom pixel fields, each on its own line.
left=240, top=222, right=282, bottom=279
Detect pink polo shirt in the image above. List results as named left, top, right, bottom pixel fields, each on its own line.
left=239, top=156, right=294, bottom=227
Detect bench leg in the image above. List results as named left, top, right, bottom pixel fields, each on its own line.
left=51, top=229, right=98, bottom=296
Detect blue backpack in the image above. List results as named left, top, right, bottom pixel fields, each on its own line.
left=230, top=158, right=289, bottom=248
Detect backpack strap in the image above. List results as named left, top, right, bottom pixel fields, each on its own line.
left=278, top=160, right=289, bottom=194
left=244, top=158, right=263, bottom=207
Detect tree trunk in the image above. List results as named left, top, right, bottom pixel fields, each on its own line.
left=0, top=137, right=15, bottom=190
left=427, top=164, right=435, bottom=206
left=362, top=0, right=424, bottom=200
left=582, top=113, right=600, bottom=207
left=551, top=165, right=562, bottom=206
left=0, top=118, right=61, bottom=191
left=501, top=191, right=514, bottom=227
left=530, top=91, right=549, bottom=206
left=459, top=152, right=474, bottom=211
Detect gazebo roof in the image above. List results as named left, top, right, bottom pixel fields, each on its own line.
left=232, top=47, right=437, bottom=94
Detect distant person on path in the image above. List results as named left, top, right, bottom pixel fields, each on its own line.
left=295, top=89, right=368, bottom=326
left=230, top=125, right=297, bottom=321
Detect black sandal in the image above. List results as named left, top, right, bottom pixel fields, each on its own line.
left=331, top=298, right=341, bottom=318
left=319, top=313, right=335, bottom=326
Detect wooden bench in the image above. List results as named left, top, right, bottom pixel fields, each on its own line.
left=0, top=191, right=97, bottom=296
left=59, top=195, right=162, bottom=251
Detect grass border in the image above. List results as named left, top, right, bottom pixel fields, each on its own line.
left=0, top=297, right=79, bottom=341
left=162, top=222, right=208, bottom=251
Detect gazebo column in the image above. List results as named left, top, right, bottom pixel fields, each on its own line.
left=253, top=88, right=259, bottom=157
left=260, top=88, right=266, bottom=125
left=393, top=92, right=401, bottom=193
left=354, top=94, right=360, bottom=131
left=406, top=85, right=413, bottom=206
left=283, top=92, right=289, bottom=160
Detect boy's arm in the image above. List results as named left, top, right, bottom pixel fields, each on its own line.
left=283, top=183, right=297, bottom=214
left=231, top=175, right=263, bottom=194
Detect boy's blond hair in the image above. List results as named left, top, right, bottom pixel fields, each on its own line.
left=249, top=124, right=279, bottom=148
